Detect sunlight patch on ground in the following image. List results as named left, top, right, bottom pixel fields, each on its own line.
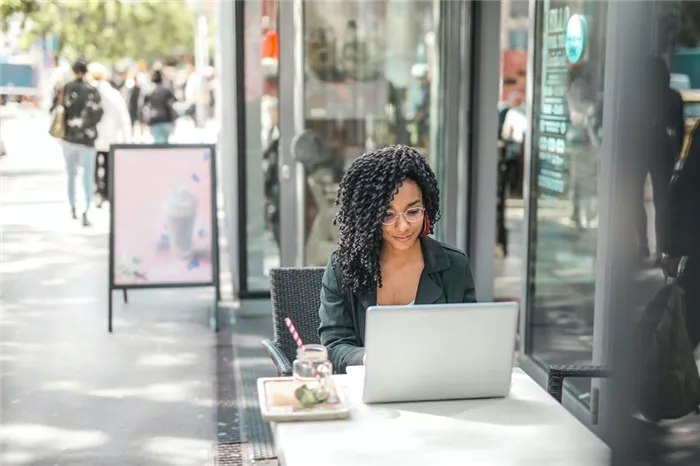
left=1, top=423, right=109, bottom=451
left=142, top=436, right=212, bottom=466
left=0, top=353, right=35, bottom=363
left=149, top=336, right=180, bottom=345
left=0, top=256, right=75, bottom=275
left=39, top=277, right=70, bottom=286
left=0, top=450, right=36, bottom=465
left=88, top=381, right=206, bottom=403
left=0, top=303, right=27, bottom=312
left=137, top=352, right=199, bottom=367
left=18, top=297, right=98, bottom=306
left=40, top=380, right=84, bottom=392
left=0, top=319, right=28, bottom=329
left=0, top=341, right=42, bottom=350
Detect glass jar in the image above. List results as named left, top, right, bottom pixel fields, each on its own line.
left=292, top=344, right=334, bottom=405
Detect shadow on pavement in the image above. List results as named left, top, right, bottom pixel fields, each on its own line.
left=1, top=189, right=218, bottom=464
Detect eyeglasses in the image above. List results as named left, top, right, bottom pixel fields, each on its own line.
left=382, top=207, right=425, bottom=226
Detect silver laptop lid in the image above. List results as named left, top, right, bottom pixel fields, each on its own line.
left=362, top=302, right=519, bottom=404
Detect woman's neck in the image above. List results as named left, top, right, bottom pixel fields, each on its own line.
left=380, top=239, right=422, bottom=266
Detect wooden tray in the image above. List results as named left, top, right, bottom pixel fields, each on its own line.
left=257, top=377, right=351, bottom=422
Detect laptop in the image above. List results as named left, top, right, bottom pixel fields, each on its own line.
left=361, top=302, right=519, bottom=404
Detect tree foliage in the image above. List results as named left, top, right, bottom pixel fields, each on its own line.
left=1, top=0, right=195, bottom=63
left=0, top=0, right=40, bottom=29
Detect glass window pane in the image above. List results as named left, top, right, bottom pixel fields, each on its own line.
left=527, top=0, right=608, bottom=401
left=508, top=28, right=528, bottom=50
left=495, top=5, right=528, bottom=304
left=300, top=0, right=442, bottom=266
left=243, top=0, right=280, bottom=291
left=510, top=0, right=530, bottom=19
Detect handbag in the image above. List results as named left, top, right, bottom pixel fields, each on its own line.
left=49, top=87, right=66, bottom=139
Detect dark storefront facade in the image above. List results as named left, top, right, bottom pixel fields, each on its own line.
left=216, top=0, right=700, bottom=440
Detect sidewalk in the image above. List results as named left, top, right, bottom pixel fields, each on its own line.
left=0, top=123, right=219, bottom=465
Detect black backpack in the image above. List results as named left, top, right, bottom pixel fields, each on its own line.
left=632, top=280, right=700, bottom=422
left=667, top=120, right=700, bottom=258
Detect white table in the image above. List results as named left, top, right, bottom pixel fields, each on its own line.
left=272, top=367, right=610, bottom=466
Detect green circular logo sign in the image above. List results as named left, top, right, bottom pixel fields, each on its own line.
left=565, top=14, right=587, bottom=64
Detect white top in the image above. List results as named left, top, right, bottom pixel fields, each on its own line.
left=93, top=81, right=132, bottom=152
left=272, top=367, right=610, bottom=466
left=501, top=106, right=527, bottom=144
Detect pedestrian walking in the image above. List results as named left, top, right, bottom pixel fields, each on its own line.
left=51, top=58, right=104, bottom=226
left=663, top=119, right=700, bottom=348
left=88, top=62, right=132, bottom=207
left=142, top=70, right=178, bottom=143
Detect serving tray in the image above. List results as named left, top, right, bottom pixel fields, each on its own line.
left=257, top=377, right=351, bottom=422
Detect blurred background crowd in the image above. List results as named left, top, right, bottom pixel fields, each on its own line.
left=0, top=0, right=216, bottom=137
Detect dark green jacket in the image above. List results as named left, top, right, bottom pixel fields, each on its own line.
left=318, top=237, right=477, bottom=373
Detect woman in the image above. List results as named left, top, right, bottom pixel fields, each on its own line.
left=52, top=59, right=104, bottom=226
left=127, top=71, right=143, bottom=139
left=319, top=145, right=477, bottom=373
left=142, top=69, right=177, bottom=143
left=88, top=63, right=132, bottom=207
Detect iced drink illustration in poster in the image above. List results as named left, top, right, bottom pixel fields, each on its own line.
left=111, top=146, right=215, bottom=285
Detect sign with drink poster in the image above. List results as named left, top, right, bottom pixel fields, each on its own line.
left=109, top=145, right=218, bottom=287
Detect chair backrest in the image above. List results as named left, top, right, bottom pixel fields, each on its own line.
left=269, top=267, right=326, bottom=365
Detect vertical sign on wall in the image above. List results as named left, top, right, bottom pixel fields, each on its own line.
left=537, top=1, right=570, bottom=198
left=565, top=14, right=587, bottom=65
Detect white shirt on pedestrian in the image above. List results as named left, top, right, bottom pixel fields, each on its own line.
left=93, top=81, right=132, bottom=152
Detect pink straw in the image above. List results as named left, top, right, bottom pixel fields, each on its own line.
left=286, top=317, right=324, bottom=389
left=284, top=317, right=304, bottom=349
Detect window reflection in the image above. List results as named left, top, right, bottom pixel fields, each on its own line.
left=527, top=0, right=608, bottom=400
left=495, top=0, right=529, bottom=304
left=299, top=0, right=441, bottom=266
left=528, top=0, right=700, bottom=403
left=244, top=0, right=281, bottom=292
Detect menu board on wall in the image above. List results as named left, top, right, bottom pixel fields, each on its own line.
left=537, top=1, right=570, bottom=197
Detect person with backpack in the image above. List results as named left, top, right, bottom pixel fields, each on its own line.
left=632, top=117, right=700, bottom=425
left=52, top=58, right=104, bottom=226
left=142, top=70, right=178, bottom=143
left=87, top=63, right=132, bottom=208
left=631, top=58, right=685, bottom=265
left=663, top=118, right=700, bottom=349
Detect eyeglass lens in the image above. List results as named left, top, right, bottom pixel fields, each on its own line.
left=382, top=207, right=424, bottom=225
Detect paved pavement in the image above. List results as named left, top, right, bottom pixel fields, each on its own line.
left=0, top=112, right=221, bottom=465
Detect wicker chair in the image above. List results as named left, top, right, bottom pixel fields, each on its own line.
left=547, top=364, right=613, bottom=403
left=261, top=267, right=326, bottom=376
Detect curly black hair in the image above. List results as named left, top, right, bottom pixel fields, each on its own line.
left=333, top=144, right=441, bottom=295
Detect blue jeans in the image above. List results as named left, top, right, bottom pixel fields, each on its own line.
left=149, top=122, right=174, bottom=144
left=61, top=141, right=97, bottom=213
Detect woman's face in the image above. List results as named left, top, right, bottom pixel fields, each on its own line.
left=381, top=179, right=425, bottom=252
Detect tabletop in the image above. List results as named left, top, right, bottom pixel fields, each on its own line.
left=272, top=367, right=610, bottom=466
